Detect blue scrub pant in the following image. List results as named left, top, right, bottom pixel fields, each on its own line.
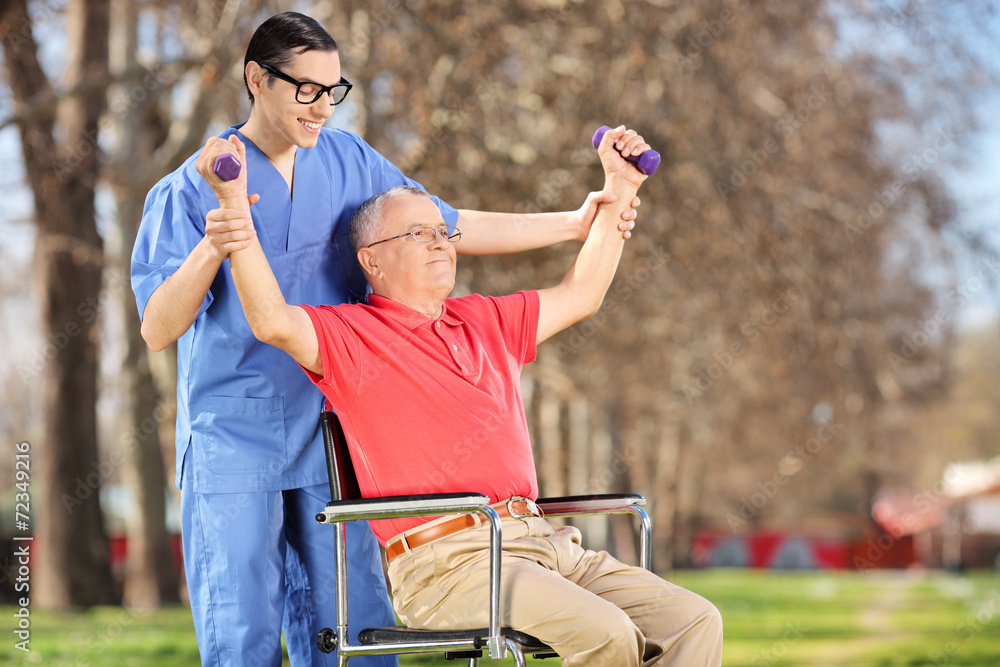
left=181, top=482, right=397, bottom=666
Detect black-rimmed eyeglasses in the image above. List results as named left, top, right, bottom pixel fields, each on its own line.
left=258, top=63, right=352, bottom=105
left=367, top=226, right=462, bottom=248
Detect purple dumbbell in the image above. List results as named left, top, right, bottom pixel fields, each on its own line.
left=213, top=153, right=242, bottom=182
left=592, top=125, right=660, bottom=175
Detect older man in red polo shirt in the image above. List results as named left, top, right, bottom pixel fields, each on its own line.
left=210, top=126, right=723, bottom=666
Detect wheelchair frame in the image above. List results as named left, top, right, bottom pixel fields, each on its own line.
left=314, top=410, right=651, bottom=666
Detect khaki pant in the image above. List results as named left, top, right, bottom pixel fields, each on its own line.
left=386, top=516, right=723, bottom=666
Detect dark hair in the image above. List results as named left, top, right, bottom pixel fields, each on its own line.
left=243, top=12, right=338, bottom=105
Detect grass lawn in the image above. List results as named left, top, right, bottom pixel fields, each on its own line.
left=3, top=570, right=999, bottom=665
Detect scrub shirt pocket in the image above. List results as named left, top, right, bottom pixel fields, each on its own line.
left=202, top=395, right=288, bottom=474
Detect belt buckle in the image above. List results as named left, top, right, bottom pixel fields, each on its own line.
left=506, top=496, right=540, bottom=519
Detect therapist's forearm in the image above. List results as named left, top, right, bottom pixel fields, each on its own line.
left=454, top=209, right=579, bottom=256
left=140, top=237, right=224, bottom=352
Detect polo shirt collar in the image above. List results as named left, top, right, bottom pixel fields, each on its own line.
left=367, top=294, right=464, bottom=330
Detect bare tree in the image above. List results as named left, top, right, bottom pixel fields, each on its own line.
left=0, top=0, right=116, bottom=607
left=0, top=0, right=264, bottom=608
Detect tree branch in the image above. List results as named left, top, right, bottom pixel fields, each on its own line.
left=0, top=56, right=208, bottom=133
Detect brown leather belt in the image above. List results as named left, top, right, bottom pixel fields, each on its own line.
left=385, top=497, right=541, bottom=563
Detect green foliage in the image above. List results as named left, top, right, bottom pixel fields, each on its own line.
left=4, top=571, right=999, bottom=665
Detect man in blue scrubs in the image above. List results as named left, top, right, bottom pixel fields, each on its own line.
left=132, top=12, right=639, bottom=667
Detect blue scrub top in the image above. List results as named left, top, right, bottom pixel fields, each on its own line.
left=131, top=124, right=458, bottom=493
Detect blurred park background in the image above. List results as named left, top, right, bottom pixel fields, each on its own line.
left=1, top=0, right=1000, bottom=664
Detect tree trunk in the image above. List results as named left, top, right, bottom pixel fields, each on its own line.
left=537, top=385, right=566, bottom=498
left=651, top=419, right=681, bottom=574
left=115, top=229, right=180, bottom=607
left=584, top=406, right=612, bottom=552
left=670, top=420, right=692, bottom=570
left=1, top=0, right=117, bottom=608
left=105, top=0, right=180, bottom=609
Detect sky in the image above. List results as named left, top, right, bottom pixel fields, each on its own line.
left=942, top=93, right=1000, bottom=330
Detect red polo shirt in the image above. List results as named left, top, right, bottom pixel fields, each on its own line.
left=298, top=291, right=540, bottom=543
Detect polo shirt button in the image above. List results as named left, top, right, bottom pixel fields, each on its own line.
left=436, top=322, right=441, bottom=328
left=452, top=344, right=458, bottom=351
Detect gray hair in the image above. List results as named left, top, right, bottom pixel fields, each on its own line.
left=349, top=185, right=432, bottom=254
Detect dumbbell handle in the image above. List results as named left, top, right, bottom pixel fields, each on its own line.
left=592, top=126, right=660, bottom=175
left=213, top=153, right=242, bottom=182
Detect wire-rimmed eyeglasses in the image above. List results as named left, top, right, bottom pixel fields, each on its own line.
left=367, top=226, right=462, bottom=248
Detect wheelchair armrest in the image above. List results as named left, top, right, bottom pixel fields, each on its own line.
left=320, top=491, right=508, bottom=660
left=316, top=492, right=491, bottom=524
left=535, top=493, right=645, bottom=516
left=535, top=493, right=651, bottom=571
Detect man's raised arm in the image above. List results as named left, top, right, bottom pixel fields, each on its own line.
left=535, top=126, right=650, bottom=344
left=227, top=233, right=322, bottom=375
left=197, top=136, right=323, bottom=375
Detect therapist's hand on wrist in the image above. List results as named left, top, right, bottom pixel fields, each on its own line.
left=204, top=205, right=258, bottom=260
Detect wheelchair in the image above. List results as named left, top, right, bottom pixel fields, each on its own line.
left=314, top=410, right=651, bottom=666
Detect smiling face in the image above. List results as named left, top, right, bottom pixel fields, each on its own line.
left=243, top=48, right=341, bottom=155
left=358, top=193, right=457, bottom=317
